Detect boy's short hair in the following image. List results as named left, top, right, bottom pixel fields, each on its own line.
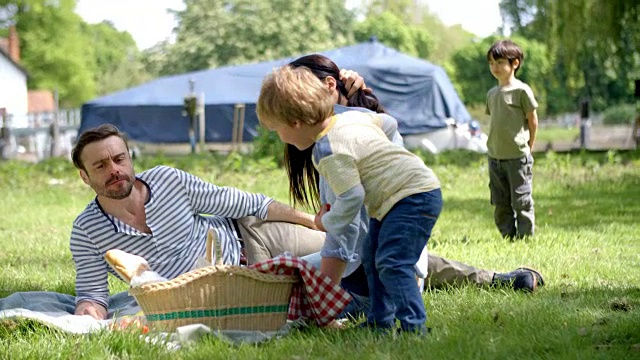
left=257, top=66, right=334, bottom=128
left=487, top=39, right=524, bottom=74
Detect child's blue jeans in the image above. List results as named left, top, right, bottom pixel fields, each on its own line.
left=362, top=189, right=442, bottom=333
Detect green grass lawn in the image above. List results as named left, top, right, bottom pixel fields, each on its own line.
left=1, top=150, right=639, bottom=359
left=535, top=126, right=580, bottom=144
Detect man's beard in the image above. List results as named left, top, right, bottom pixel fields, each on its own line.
left=96, top=174, right=134, bottom=200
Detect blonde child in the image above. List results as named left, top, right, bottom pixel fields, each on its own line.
left=486, top=39, right=539, bottom=239
left=257, top=66, right=442, bottom=334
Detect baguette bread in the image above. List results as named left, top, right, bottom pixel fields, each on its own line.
left=105, top=249, right=151, bottom=284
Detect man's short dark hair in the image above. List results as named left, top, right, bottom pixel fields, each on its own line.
left=71, top=124, right=129, bottom=171
left=487, top=39, right=524, bottom=75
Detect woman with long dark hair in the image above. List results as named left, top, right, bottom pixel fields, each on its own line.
left=285, top=54, right=386, bottom=212
left=285, top=54, right=396, bottom=317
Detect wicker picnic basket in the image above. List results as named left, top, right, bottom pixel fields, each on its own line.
left=128, top=230, right=299, bottom=332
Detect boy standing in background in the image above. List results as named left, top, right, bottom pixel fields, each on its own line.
left=486, top=39, right=539, bottom=239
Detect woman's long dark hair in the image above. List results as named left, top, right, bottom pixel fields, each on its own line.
left=286, top=54, right=386, bottom=211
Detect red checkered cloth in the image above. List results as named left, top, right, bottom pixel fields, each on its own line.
left=249, top=254, right=352, bottom=327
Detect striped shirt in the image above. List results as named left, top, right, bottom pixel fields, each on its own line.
left=70, top=165, right=272, bottom=309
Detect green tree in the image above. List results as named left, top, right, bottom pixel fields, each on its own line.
left=83, top=21, right=150, bottom=96
left=357, top=0, right=475, bottom=65
left=0, top=0, right=96, bottom=107
left=499, top=0, right=639, bottom=113
left=426, top=23, right=476, bottom=65
left=353, top=11, right=433, bottom=59
left=362, top=0, right=420, bottom=20
left=155, top=0, right=355, bottom=76
left=140, top=41, right=173, bottom=79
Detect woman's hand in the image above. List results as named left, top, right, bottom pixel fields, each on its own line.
left=320, top=256, right=347, bottom=286
left=314, top=204, right=330, bottom=232
left=339, top=69, right=371, bottom=98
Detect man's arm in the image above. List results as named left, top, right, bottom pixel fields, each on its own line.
left=527, top=109, right=538, bottom=149
left=70, top=223, right=111, bottom=316
left=75, top=300, right=107, bottom=320
left=264, top=200, right=317, bottom=230
left=172, top=167, right=272, bottom=220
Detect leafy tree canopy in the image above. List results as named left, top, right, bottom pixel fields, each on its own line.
left=353, top=11, right=433, bottom=59
left=83, top=21, right=150, bottom=96
left=151, top=0, right=355, bottom=76
left=358, top=0, right=475, bottom=64
left=0, top=0, right=149, bottom=106
left=1, top=0, right=95, bottom=106
left=499, top=0, right=639, bottom=112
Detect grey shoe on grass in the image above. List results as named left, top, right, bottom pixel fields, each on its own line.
left=492, top=267, right=545, bottom=292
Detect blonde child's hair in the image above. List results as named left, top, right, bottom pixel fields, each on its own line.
left=256, top=66, right=334, bottom=128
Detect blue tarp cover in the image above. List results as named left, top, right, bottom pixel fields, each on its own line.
left=80, top=40, right=471, bottom=143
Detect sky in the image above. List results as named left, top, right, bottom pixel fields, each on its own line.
left=75, top=0, right=503, bottom=50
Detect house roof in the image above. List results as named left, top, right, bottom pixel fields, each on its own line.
left=28, top=90, right=55, bottom=113
left=0, top=38, right=28, bottom=76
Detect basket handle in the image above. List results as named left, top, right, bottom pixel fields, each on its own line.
left=205, top=229, right=224, bottom=266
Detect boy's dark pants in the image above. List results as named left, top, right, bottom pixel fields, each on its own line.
left=488, top=154, right=535, bottom=238
left=363, top=189, right=442, bottom=333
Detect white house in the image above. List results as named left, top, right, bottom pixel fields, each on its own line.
left=0, top=26, right=28, bottom=128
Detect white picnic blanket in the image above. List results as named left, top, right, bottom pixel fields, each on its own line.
left=0, top=291, right=293, bottom=346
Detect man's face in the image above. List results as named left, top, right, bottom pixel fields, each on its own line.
left=79, top=136, right=135, bottom=200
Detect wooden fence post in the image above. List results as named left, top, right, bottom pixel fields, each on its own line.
left=49, top=90, right=61, bottom=157
left=579, top=99, right=590, bottom=149
left=198, top=93, right=206, bottom=154
left=0, top=108, right=10, bottom=160
left=232, top=104, right=245, bottom=152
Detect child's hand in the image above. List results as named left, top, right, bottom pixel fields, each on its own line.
left=314, top=204, right=330, bottom=232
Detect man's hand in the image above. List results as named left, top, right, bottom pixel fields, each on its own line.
left=314, top=204, right=330, bottom=232
left=339, top=69, right=371, bottom=98
left=75, top=300, right=107, bottom=320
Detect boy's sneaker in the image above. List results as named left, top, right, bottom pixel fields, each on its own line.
left=492, top=267, right=545, bottom=292
left=357, top=321, right=396, bottom=335
left=397, top=326, right=432, bottom=336
left=358, top=322, right=431, bottom=337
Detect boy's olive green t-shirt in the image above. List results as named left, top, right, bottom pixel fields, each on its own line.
left=485, top=79, right=538, bottom=159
